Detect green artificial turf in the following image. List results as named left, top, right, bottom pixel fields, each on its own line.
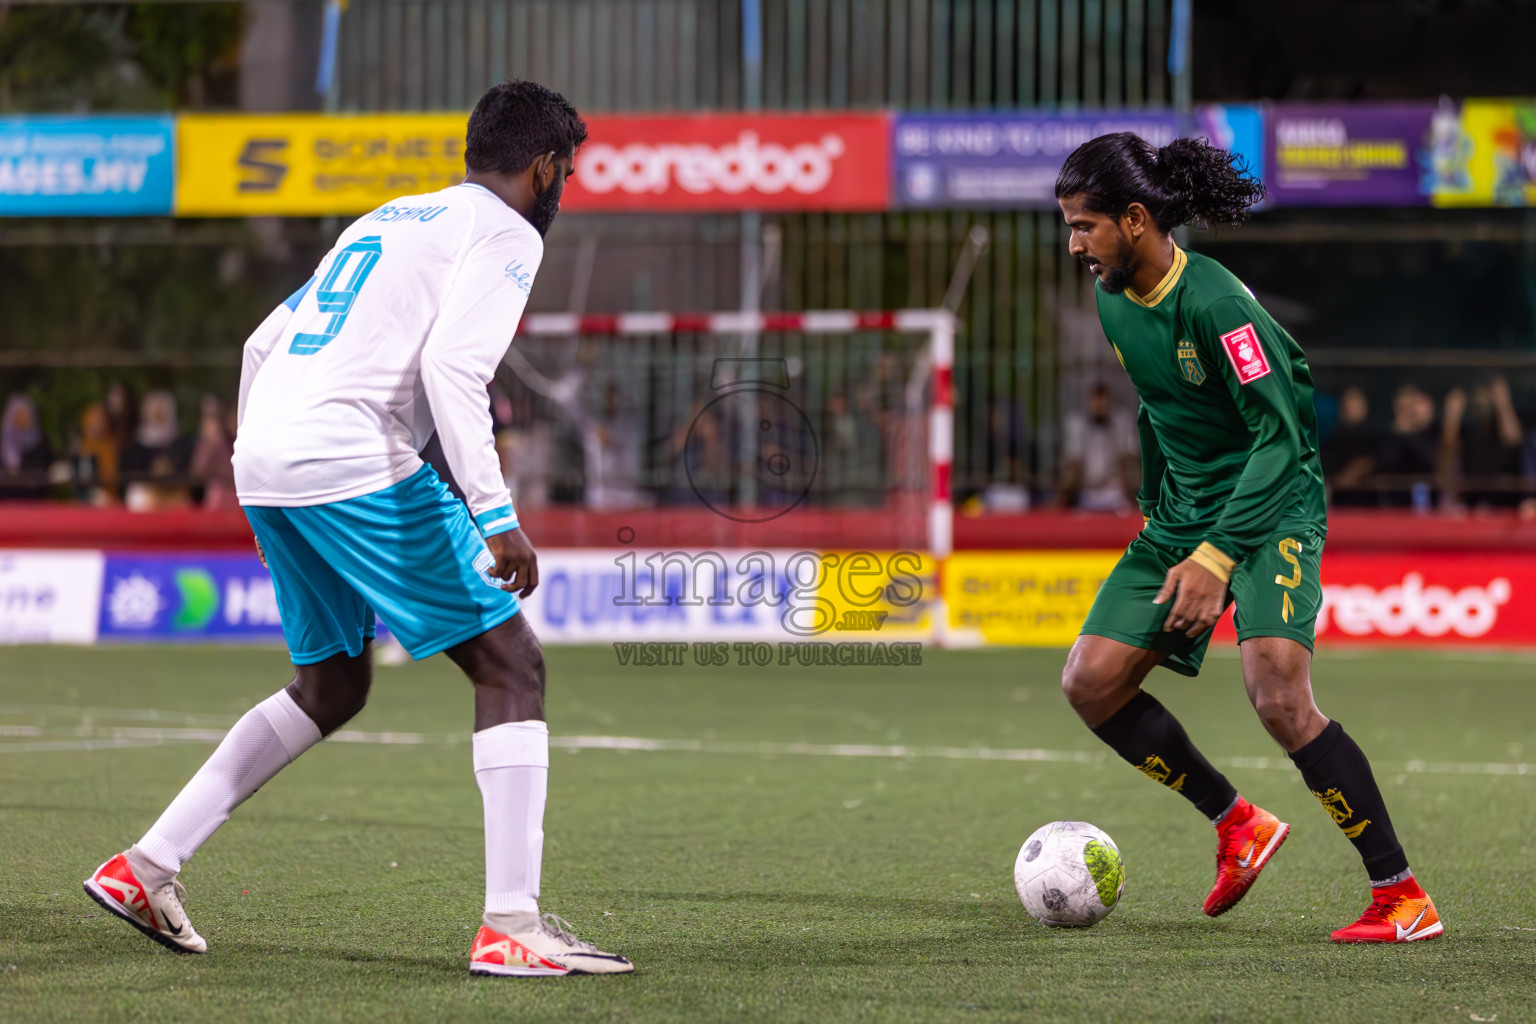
left=2, top=644, right=1534, bottom=1023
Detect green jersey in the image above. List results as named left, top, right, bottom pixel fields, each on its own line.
left=1095, top=244, right=1327, bottom=567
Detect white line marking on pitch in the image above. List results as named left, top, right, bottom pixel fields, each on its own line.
left=0, top=713, right=1531, bottom=778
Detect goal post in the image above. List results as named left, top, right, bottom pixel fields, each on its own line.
left=508, top=308, right=958, bottom=642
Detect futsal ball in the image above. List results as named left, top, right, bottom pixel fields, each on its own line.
left=1014, top=821, right=1125, bottom=927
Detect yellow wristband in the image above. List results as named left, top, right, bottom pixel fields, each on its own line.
left=1187, top=542, right=1236, bottom=585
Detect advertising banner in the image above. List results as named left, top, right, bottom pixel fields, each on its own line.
left=0, top=115, right=174, bottom=216
left=1196, top=104, right=1265, bottom=191
left=1265, top=103, right=1434, bottom=206
left=567, top=113, right=890, bottom=212
left=175, top=113, right=468, bottom=216
left=944, top=551, right=1121, bottom=646
left=0, top=550, right=104, bottom=644
left=175, top=112, right=890, bottom=216
left=952, top=550, right=1536, bottom=649
left=1431, top=99, right=1536, bottom=207
left=521, top=549, right=935, bottom=646
left=892, top=111, right=1188, bottom=208
left=98, top=553, right=285, bottom=641
left=1263, top=552, right=1532, bottom=647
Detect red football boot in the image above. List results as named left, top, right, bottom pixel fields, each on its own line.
left=1330, top=876, right=1442, bottom=943
left=1203, top=797, right=1290, bottom=917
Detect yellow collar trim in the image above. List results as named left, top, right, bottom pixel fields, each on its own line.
left=1125, top=244, right=1187, bottom=308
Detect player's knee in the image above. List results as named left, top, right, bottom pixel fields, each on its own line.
left=1061, top=659, right=1116, bottom=711
left=1248, top=681, right=1318, bottom=748
left=475, top=632, right=545, bottom=698
left=289, top=651, right=372, bottom=736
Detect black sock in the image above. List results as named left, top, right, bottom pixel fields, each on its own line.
left=1288, top=720, right=1409, bottom=881
left=1090, top=691, right=1238, bottom=820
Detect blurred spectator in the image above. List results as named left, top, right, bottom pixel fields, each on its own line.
left=1441, top=377, right=1524, bottom=510
left=495, top=385, right=552, bottom=511
left=585, top=380, right=651, bottom=510
left=822, top=390, right=884, bottom=508
left=104, top=382, right=137, bottom=454
left=74, top=402, right=121, bottom=505
left=1057, top=383, right=1138, bottom=512
left=0, top=394, right=52, bottom=500
left=189, top=395, right=237, bottom=508
left=122, top=390, right=192, bottom=511
left=1376, top=385, right=1439, bottom=508
left=663, top=397, right=730, bottom=507
left=1322, top=386, right=1381, bottom=507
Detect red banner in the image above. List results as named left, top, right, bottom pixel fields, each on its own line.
left=563, top=113, right=890, bottom=212
left=1212, top=552, right=1534, bottom=646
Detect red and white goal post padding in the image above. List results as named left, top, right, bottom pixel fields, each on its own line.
left=517, top=308, right=958, bottom=644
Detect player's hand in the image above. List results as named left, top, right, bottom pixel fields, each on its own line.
left=1153, top=559, right=1227, bottom=637
left=254, top=538, right=268, bottom=569
left=486, top=528, right=539, bottom=598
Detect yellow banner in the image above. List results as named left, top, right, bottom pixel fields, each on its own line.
left=175, top=113, right=469, bottom=216
left=943, top=551, right=1120, bottom=646
left=1431, top=99, right=1536, bottom=208
left=811, top=551, right=936, bottom=641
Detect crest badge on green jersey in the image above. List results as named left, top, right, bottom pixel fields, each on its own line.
left=1177, top=339, right=1206, bottom=386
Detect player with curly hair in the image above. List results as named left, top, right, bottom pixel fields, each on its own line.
left=1054, top=132, right=1440, bottom=943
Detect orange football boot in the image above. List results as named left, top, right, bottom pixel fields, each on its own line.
left=1203, top=797, right=1290, bottom=917
left=1330, top=876, right=1442, bottom=943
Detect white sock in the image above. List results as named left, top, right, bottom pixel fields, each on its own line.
left=135, top=689, right=322, bottom=875
left=474, top=720, right=549, bottom=929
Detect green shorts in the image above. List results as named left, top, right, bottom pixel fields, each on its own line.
left=1079, top=528, right=1324, bottom=677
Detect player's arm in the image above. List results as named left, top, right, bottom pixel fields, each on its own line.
left=418, top=224, right=543, bottom=597
left=1135, top=401, right=1166, bottom=522
left=1157, top=296, right=1302, bottom=636
left=1200, top=297, right=1302, bottom=562
left=237, top=276, right=314, bottom=428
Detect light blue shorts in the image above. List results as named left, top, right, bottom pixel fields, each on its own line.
left=244, top=465, right=520, bottom=664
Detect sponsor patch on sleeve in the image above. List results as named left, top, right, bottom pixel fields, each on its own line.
left=1218, top=322, right=1272, bottom=384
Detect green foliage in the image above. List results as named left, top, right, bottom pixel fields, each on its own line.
left=0, top=2, right=242, bottom=112
left=2, top=646, right=1534, bottom=1023
left=125, top=3, right=243, bottom=107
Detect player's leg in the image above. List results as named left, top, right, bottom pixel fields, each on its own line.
left=1069, top=535, right=1288, bottom=917
left=85, top=507, right=373, bottom=953
left=445, top=614, right=549, bottom=928
left=1232, top=531, right=1439, bottom=942
left=1063, top=634, right=1238, bottom=820
left=288, top=465, right=630, bottom=974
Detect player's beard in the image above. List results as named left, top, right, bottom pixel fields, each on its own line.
left=1095, top=261, right=1136, bottom=294
left=527, top=177, right=565, bottom=237
left=1086, top=233, right=1138, bottom=294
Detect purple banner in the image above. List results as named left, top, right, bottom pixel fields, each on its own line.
left=892, top=111, right=1190, bottom=208
left=1265, top=103, right=1434, bottom=206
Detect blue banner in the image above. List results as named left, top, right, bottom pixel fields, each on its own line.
left=1196, top=104, right=1265, bottom=189
left=99, top=553, right=285, bottom=641
left=0, top=115, right=174, bottom=216
left=892, top=111, right=1192, bottom=208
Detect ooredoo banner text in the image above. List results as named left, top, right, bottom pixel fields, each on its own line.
left=566, top=113, right=891, bottom=211
left=174, top=112, right=891, bottom=216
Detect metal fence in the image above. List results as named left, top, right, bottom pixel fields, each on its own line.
left=333, top=0, right=1176, bottom=113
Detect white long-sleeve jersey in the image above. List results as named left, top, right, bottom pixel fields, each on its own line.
left=234, top=182, right=539, bottom=534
